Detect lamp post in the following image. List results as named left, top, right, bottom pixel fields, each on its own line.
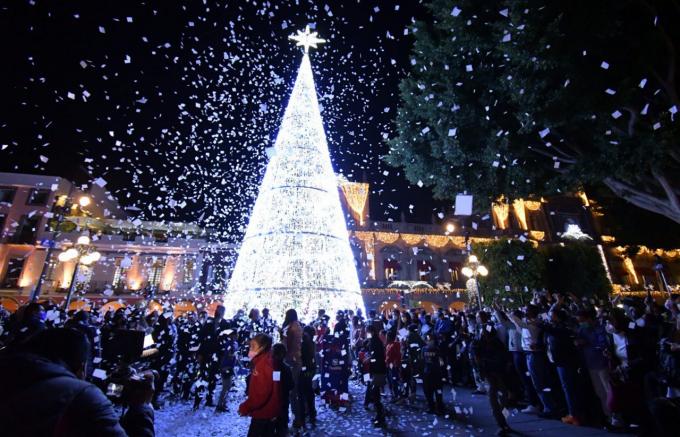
left=57, top=233, right=101, bottom=311
left=461, top=254, right=488, bottom=309
left=32, top=192, right=92, bottom=301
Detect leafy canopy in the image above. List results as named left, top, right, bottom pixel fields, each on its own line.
left=387, top=0, right=680, bottom=222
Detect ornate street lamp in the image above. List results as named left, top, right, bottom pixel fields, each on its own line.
left=32, top=192, right=92, bottom=301
left=461, top=254, right=488, bottom=309
left=57, top=233, right=101, bottom=310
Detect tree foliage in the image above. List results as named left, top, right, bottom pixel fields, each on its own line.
left=386, top=0, right=680, bottom=223
left=472, top=239, right=611, bottom=306
left=472, top=239, right=545, bottom=306
left=543, top=242, right=612, bottom=299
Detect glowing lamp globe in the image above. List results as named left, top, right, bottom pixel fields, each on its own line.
left=468, top=255, right=479, bottom=264
left=65, top=248, right=79, bottom=260
left=89, top=251, right=101, bottom=262
left=77, top=235, right=90, bottom=245
left=445, top=222, right=455, bottom=233
left=57, top=251, right=71, bottom=262
left=477, top=265, right=489, bottom=276
left=461, top=266, right=473, bottom=278
left=78, top=196, right=91, bottom=207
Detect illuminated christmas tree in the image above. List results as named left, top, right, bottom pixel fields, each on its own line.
left=224, top=27, right=365, bottom=321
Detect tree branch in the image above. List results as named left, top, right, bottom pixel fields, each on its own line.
left=623, top=107, right=638, bottom=137
left=651, top=167, right=680, bottom=214
left=528, top=146, right=575, bottom=166
left=604, top=177, right=680, bottom=224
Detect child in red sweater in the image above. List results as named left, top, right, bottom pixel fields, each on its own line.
left=385, top=330, right=402, bottom=401
left=238, top=334, right=280, bottom=437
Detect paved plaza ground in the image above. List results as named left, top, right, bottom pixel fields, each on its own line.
left=156, top=378, right=631, bottom=437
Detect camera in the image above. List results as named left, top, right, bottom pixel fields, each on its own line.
left=98, top=329, right=158, bottom=405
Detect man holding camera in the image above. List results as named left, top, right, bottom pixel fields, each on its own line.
left=0, top=328, right=154, bottom=437
left=194, top=304, right=231, bottom=409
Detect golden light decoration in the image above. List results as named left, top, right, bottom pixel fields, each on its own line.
left=524, top=200, right=542, bottom=211
left=611, top=245, right=680, bottom=257
left=513, top=199, right=528, bottom=230
left=425, top=235, right=451, bottom=248
left=352, top=231, right=377, bottom=280
left=352, top=230, right=375, bottom=243
left=361, top=287, right=467, bottom=295
left=375, top=232, right=400, bottom=244
left=401, top=233, right=423, bottom=245
left=577, top=191, right=590, bottom=207
left=601, top=235, right=616, bottom=243
left=529, top=230, right=545, bottom=241
left=492, top=202, right=510, bottom=229
left=623, top=257, right=639, bottom=284
left=340, top=181, right=369, bottom=225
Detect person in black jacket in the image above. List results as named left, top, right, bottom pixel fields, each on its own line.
left=421, top=332, right=445, bottom=415
left=544, top=308, right=585, bottom=426
left=471, top=312, right=513, bottom=436
left=173, top=311, right=201, bottom=400
left=363, top=324, right=387, bottom=427
left=0, top=328, right=154, bottom=437
left=8, top=302, right=46, bottom=345
left=299, top=324, right=317, bottom=425
left=150, top=314, right=176, bottom=409
left=195, top=305, right=230, bottom=408
left=272, top=342, right=294, bottom=437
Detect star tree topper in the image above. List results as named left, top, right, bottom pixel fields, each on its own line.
left=289, top=25, right=326, bottom=53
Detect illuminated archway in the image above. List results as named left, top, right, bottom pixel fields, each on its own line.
left=68, top=300, right=91, bottom=312
left=100, top=300, right=126, bottom=315
left=174, top=300, right=197, bottom=318
left=448, top=301, right=466, bottom=312
left=0, top=297, right=19, bottom=312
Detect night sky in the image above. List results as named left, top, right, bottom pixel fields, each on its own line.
left=0, top=0, right=455, bottom=241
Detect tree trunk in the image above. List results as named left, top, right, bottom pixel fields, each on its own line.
left=604, top=177, right=680, bottom=225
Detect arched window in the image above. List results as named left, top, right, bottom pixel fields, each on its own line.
left=383, top=258, right=402, bottom=281
left=381, top=245, right=403, bottom=281
left=417, top=260, right=434, bottom=281
left=148, top=258, right=166, bottom=287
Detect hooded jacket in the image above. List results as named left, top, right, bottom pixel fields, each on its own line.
left=238, top=351, right=281, bottom=420
left=0, top=352, right=128, bottom=437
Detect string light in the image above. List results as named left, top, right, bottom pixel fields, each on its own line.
left=224, top=44, right=365, bottom=321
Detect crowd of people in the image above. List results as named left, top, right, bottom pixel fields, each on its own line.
left=0, top=290, right=679, bottom=436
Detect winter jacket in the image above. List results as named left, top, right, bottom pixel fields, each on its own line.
left=385, top=341, right=401, bottom=369
left=471, top=327, right=509, bottom=377
left=366, top=336, right=387, bottom=375
left=421, top=344, right=444, bottom=378
left=220, top=339, right=239, bottom=372
left=543, top=322, right=580, bottom=368
left=120, top=404, right=155, bottom=437
left=434, top=317, right=453, bottom=337
left=274, top=359, right=294, bottom=410
left=0, top=352, right=131, bottom=437
left=301, top=333, right=316, bottom=376
left=238, top=351, right=281, bottom=420
left=577, top=323, right=609, bottom=370
left=283, top=321, right=303, bottom=365
left=198, top=318, right=231, bottom=357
